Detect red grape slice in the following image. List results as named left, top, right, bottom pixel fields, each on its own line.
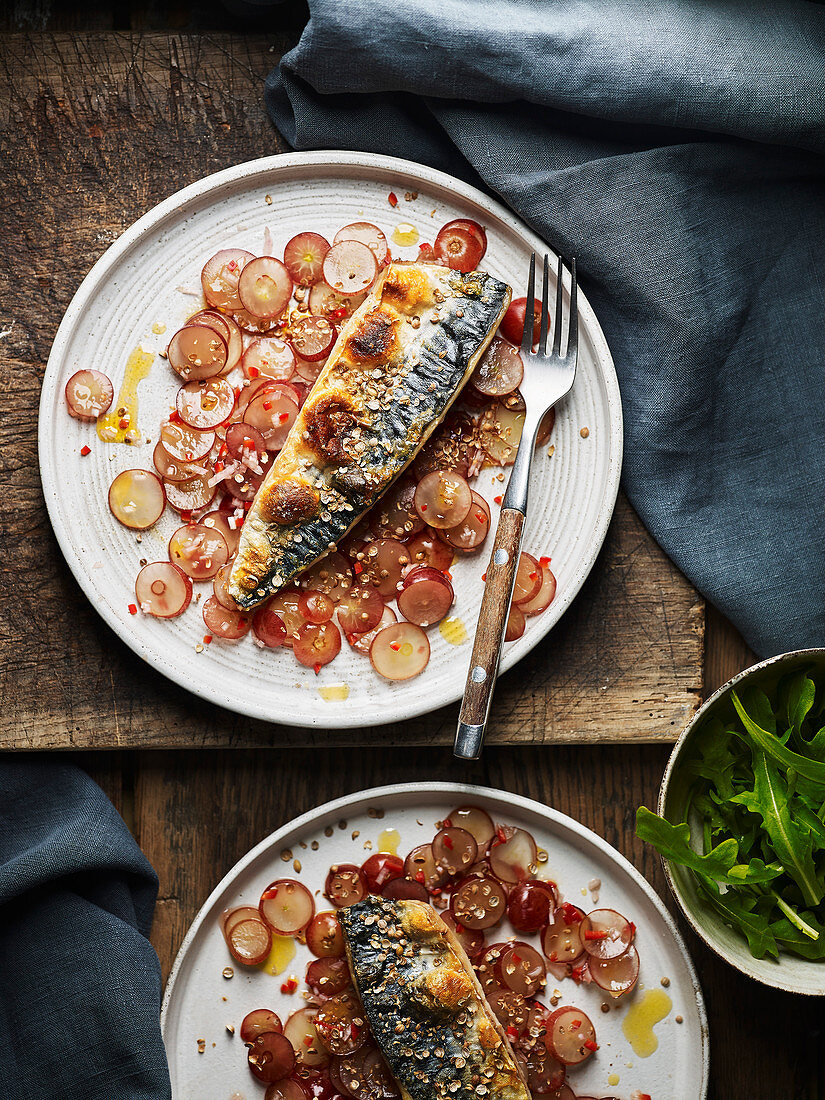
left=109, top=469, right=165, bottom=529
left=536, top=407, right=555, bottom=447
left=432, top=826, right=477, bottom=876
left=228, top=916, right=272, bottom=966
left=225, top=422, right=267, bottom=460
left=505, top=604, right=526, bottom=642
left=522, top=1044, right=566, bottom=1095
left=289, top=315, right=337, bottom=362
left=159, top=420, right=215, bottom=461
left=337, top=585, right=384, bottom=635
left=164, top=472, right=216, bottom=514
left=580, top=909, right=635, bottom=961
left=306, top=956, right=350, bottom=998
left=252, top=605, right=288, bottom=648
left=325, top=864, right=367, bottom=908
left=433, top=225, right=484, bottom=272
left=238, top=256, right=293, bottom=320
left=542, top=905, right=586, bottom=964
left=244, top=389, right=299, bottom=451
left=185, top=308, right=231, bottom=343
left=283, top=231, right=331, bottom=285
left=230, top=306, right=281, bottom=336
left=298, top=589, right=335, bottom=624
left=203, top=513, right=240, bottom=558
left=134, top=561, right=192, bottom=617
left=264, top=1081, right=309, bottom=1100
left=267, top=592, right=306, bottom=647
left=357, top=538, right=410, bottom=599
left=507, top=880, right=558, bottom=934
left=306, top=911, right=344, bottom=958
left=486, top=989, right=530, bottom=1039
left=369, top=622, right=429, bottom=680
left=588, top=944, right=640, bottom=996
left=236, top=376, right=276, bottom=416
left=322, top=240, right=378, bottom=297
left=222, top=906, right=262, bottom=952
left=333, top=222, right=389, bottom=266
left=519, top=565, right=557, bottom=617
left=260, top=878, right=315, bottom=934
left=243, top=335, right=296, bottom=381
left=439, top=218, right=487, bottom=253
left=472, top=338, right=524, bottom=396
left=397, top=569, right=454, bottom=627
left=248, top=1030, right=296, bottom=1084
left=546, top=1006, right=597, bottom=1066
left=439, top=910, right=485, bottom=960
left=329, top=1048, right=400, bottom=1100
left=369, top=478, right=424, bottom=540
left=212, top=564, right=240, bottom=612
left=381, top=877, right=429, bottom=902
left=513, top=552, right=542, bottom=604
left=176, top=378, right=235, bottom=430
left=65, top=369, right=114, bottom=420
left=168, top=523, right=228, bottom=580
left=347, top=605, right=397, bottom=654
left=293, top=621, right=342, bottom=668
left=406, top=530, right=454, bottom=572
left=499, top=296, right=548, bottom=347
left=448, top=805, right=495, bottom=853
left=201, top=248, right=255, bottom=312
left=480, top=404, right=524, bottom=466
left=284, top=1009, right=329, bottom=1069
left=241, top=1009, right=283, bottom=1043
left=297, top=553, right=353, bottom=603
left=449, top=873, right=507, bottom=930
left=202, top=595, right=251, bottom=640
left=414, top=470, right=472, bottom=529
left=498, top=942, right=546, bottom=997
left=440, top=491, right=490, bottom=551
left=308, top=280, right=368, bottom=320
left=314, top=992, right=368, bottom=1056
left=404, top=843, right=445, bottom=893
left=152, top=442, right=204, bottom=483
left=476, top=942, right=507, bottom=995
left=361, top=853, right=404, bottom=893
left=294, top=354, right=327, bottom=384
left=489, top=826, right=538, bottom=882
left=168, top=324, right=228, bottom=382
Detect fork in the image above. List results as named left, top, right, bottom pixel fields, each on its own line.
left=454, top=253, right=578, bottom=760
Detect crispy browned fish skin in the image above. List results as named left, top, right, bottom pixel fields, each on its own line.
left=339, top=895, right=530, bottom=1100
left=228, top=263, right=510, bottom=609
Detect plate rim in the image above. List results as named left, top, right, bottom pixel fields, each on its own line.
left=39, top=150, right=623, bottom=728
left=160, top=780, right=708, bottom=1097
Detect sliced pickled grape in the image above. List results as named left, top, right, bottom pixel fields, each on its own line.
left=231, top=306, right=282, bottom=336
left=369, top=622, right=429, bottom=681
left=336, top=585, right=383, bottom=635
left=298, top=589, right=335, bottom=624
left=241, top=1009, right=283, bottom=1043
left=224, top=460, right=267, bottom=504
left=238, top=256, right=293, bottom=320
left=264, top=1081, right=310, bottom=1100
left=347, top=605, right=397, bottom=654
left=314, top=992, right=369, bottom=1056
left=358, top=538, right=410, bottom=599
left=222, top=904, right=261, bottom=940
left=519, top=565, right=557, bottom=617
left=536, top=407, right=556, bottom=448
left=267, top=591, right=306, bottom=647
left=202, top=595, right=251, bottom=640
left=486, top=989, right=530, bottom=1039
left=294, top=354, right=327, bottom=384
left=308, top=280, right=368, bottom=321
left=448, top=806, right=496, bottom=853
left=228, top=916, right=272, bottom=966
left=322, top=240, right=378, bottom=297
left=523, top=1044, right=566, bottom=1095
left=537, top=1087, right=575, bottom=1100
left=283, top=231, right=331, bottom=285
left=248, top=605, right=286, bottom=649
left=306, top=910, right=345, bottom=958
left=498, top=942, right=547, bottom=997
left=152, top=441, right=203, bottom=483
left=168, top=523, right=228, bottom=580
left=414, top=470, right=472, bottom=529
left=329, top=1046, right=400, bottom=1100
left=439, top=910, right=486, bottom=960
left=333, top=222, right=390, bottom=266
left=579, top=909, right=634, bottom=961
left=404, top=843, right=445, bottom=893
left=65, top=369, right=114, bottom=420
left=433, top=224, right=484, bottom=272
left=380, top=877, right=429, bottom=902
left=440, top=491, right=490, bottom=551
left=225, top=421, right=267, bottom=460
left=284, top=1009, right=329, bottom=1069
left=244, top=389, right=299, bottom=451
left=293, top=621, right=342, bottom=668
left=505, top=604, right=526, bottom=642
left=512, top=552, right=542, bottom=604
left=242, top=335, right=296, bottom=381
left=360, top=852, right=404, bottom=893
left=325, top=864, right=367, bottom=908
left=260, top=878, right=316, bottom=934
left=164, top=472, right=216, bottom=514
left=542, top=905, right=586, bottom=964
left=236, top=376, right=276, bottom=416
left=449, top=873, right=507, bottom=930
left=406, top=530, right=454, bottom=572
left=507, top=880, right=558, bottom=934
left=203, top=512, right=240, bottom=557
left=397, top=568, right=454, bottom=628
left=211, top=564, right=240, bottom=612
left=201, top=247, right=255, bottom=312
left=159, top=419, right=215, bottom=461
left=185, top=307, right=231, bottom=343
left=306, top=956, right=351, bottom=997
left=472, top=338, right=524, bottom=396
left=289, top=315, right=337, bottom=362
left=432, top=826, right=477, bottom=876
left=588, top=944, right=639, bottom=996
left=167, top=324, right=228, bottom=381
left=475, top=941, right=507, bottom=995
left=480, top=404, right=525, bottom=466
left=175, top=377, right=235, bottom=430
left=134, top=561, right=192, bottom=617
left=294, top=553, right=351, bottom=605
left=109, top=469, right=166, bottom=529
left=248, top=1030, right=297, bottom=1085
left=369, top=478, right=423, bottom=540
left=546, top=1006, right=597, bottom=1066
left=489, top=826, right=538, bottom=883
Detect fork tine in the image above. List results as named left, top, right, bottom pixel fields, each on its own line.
left=566, top=257, right=578, bottom=361
left=551, top=253, right=564, bottom=357
left=537, top=254, right=550, bottom=355
left=520, top=252, right=536, bottom=353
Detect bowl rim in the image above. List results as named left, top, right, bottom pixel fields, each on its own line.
left=658, top=646, right=825, bottom=995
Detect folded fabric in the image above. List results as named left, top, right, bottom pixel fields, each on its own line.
left=0, top=760, right=171, bottom=1100
left=266, top=0, right=825, bottom=658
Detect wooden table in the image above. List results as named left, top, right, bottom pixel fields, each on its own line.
left=0, top=20, right=819, bottom=1100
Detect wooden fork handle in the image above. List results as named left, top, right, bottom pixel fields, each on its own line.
left=455, top=507, right=525, bottom=759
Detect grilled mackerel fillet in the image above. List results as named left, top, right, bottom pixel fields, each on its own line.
left=228, top=262, right=510, bottom=608
left=339, top=895, right=530, bottom=1100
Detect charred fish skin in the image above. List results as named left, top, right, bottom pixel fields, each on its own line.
left=229, top=264, right=510, bottom=609
left=339, top=895, right=530, bottom=1100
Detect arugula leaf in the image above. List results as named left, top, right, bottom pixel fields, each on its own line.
left=695, top=877, right=779, bottom=959
left=785, top=672, right=816, bottom=736
left=771, top=914, right=825, bottom=959
left=731, top=691, right=825, bottom=785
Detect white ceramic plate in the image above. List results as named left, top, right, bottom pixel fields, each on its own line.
left=161, top=783, right=708, bottom=1099
left=39, top=152, right=622, bottom=727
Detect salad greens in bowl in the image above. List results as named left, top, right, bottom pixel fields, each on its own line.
left=639, top=648, right=825, bottom=993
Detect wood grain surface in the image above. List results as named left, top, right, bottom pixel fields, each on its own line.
left=0, top=32, right=702, bottom=749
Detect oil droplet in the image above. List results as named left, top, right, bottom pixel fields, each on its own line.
left=378, top=828, right=401, bottom=856
left=391, top=222, right=419, bottom=247
left=261, top=934, right=296, bottom=976
left=97, top=346, right=154, bottom=443
left=621, top=989, right=672, bottom=1057
left=151, top=321, right=167, bottom=335
left=439, top=617, right=468, bottom=646
left=318, top=683, right=349, bottom=702
left=608, top=1073, right=620, bottom=1087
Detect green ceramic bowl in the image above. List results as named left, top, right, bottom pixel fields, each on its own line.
left=658, top=648, right=825, bottom=994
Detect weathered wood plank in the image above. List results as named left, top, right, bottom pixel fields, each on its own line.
left=0, top=33, right=703, bottom=748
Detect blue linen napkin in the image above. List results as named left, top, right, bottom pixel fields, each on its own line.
left=0, top=760, right=171, bottom=1100
left=266, top=0, right=825, bottom=658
